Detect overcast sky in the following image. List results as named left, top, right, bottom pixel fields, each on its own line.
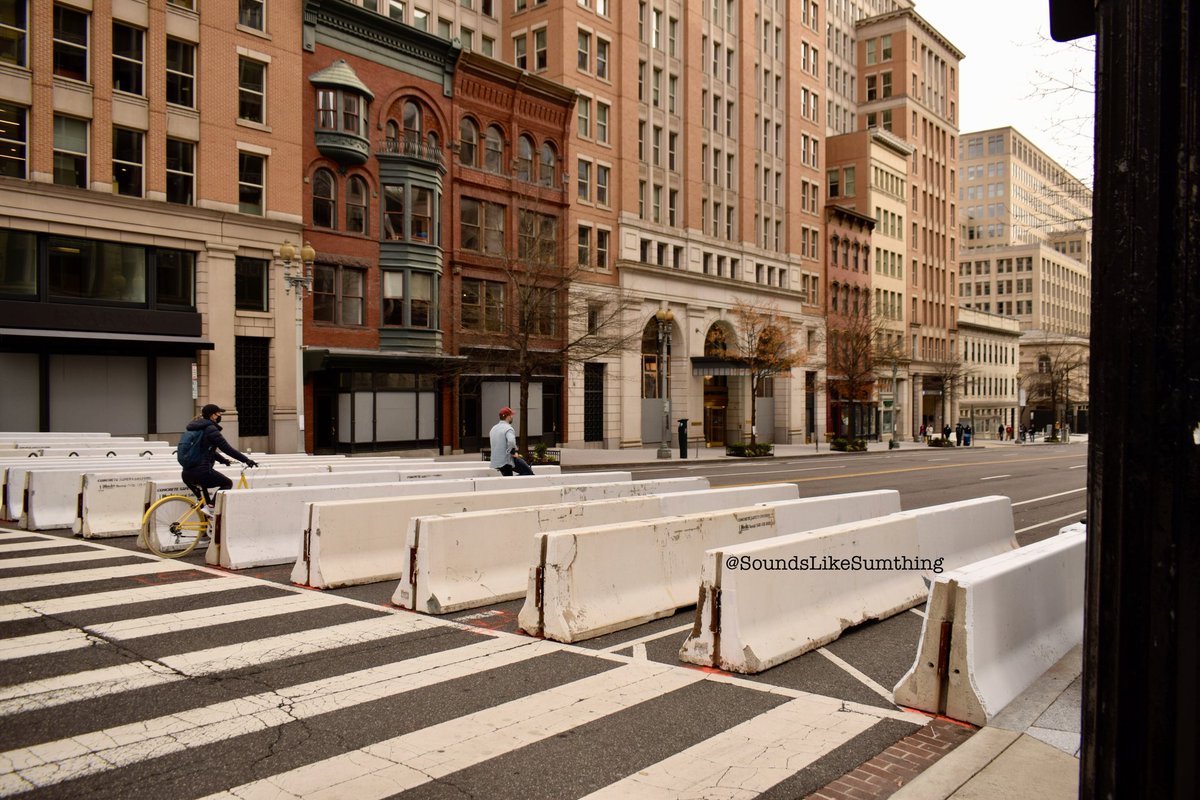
left=914, top=0, right=1096, bottom=186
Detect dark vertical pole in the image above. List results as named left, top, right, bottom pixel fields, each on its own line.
left=1083, top=0, right=1199, bottom=797
left=38, top=352, right=50, bottom=431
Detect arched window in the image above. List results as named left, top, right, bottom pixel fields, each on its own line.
left=830, top=236, right=839, bottom=267
left=346, top=176, right=367, bottom=235
left=841, top=284, right=850, bottom=314
left=313, top=168, right=336, bottom=229
left=458, top=118, right=478, bottom=166
left=539, top=141, right=557, bottom=186
left=484, top=125, right=504, bottom=174
left=516, top=135, right=534, bottom=182
left=852, top=243, right=860, bottom=271
left=385, top=120, right=400, bottom=150
left=402, top=100, right=422, bottom=146
left=426, top=131, right=439, bottom=157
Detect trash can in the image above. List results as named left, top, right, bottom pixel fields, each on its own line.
left=678, top=419, right=689, bottom=459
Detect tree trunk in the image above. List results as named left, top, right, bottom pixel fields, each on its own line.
left=749, top=375, right=758, bottom=446
left=518, top=369, right=531, bottom=455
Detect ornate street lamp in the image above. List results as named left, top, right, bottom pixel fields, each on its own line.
left=278, top=240, right=316, bottom=452
left=655, top=308, right=674, bottom=459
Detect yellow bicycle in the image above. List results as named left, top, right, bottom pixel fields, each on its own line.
left=139, top=467, right=252, bottom=558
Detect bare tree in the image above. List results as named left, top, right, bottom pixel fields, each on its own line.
left=727, top=299, right=809, bottom=446
left=457, top=207, right=638, bottom=453
left=823, top=308, right=893, bottom=438
left=1022, top=332, right=1089, bottom=438
left=927, top=355, right=975, bottom=437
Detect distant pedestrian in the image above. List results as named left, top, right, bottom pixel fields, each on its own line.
left=489, top=407, right=533, bottom=476
left=943, top=424, right=951, bottom=442
left=955, top=423, right=964, bottom=446
left=1006, top=424, right=1013, bottom=440
left=1019, top=424, right=1027, bottom=442
left=920, top=424, right=926, bottom=442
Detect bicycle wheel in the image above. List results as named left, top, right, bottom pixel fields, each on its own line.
left=141, top=495, right=208, bottom=558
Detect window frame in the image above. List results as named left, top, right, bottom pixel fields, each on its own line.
left=111, top=126, right=144, bottom=197
left=0, top=1, right=27, bottom=68
left=313, top=167, right=337, bottom=230
left=313, top=263, right=366, bottom=326
left=239, top=0, right=265, bottom=31
left=460, top=277, right=505, bottom=333
left=237, top=57, right=267, bottom=124
left=0, top=101, right=27, bottom=179
left=165, top=38, right=195, bottom=108
left=52, top=4, right=89, bottom=82
left=52, top=114, right=88, bottom=189
left=165, top=137, right=194, bottom=205
left=111, top=22, right=143, bottom=96
left=238, top=151, right=265, bottom=215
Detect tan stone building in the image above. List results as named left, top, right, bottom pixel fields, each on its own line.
left=957, top=307, right=1020, bottom=437
left=855, top=8, right=964, bottom=435
left=0, top=0, right=304, bottom=450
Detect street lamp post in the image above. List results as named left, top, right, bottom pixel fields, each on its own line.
left=278, top=240, right=316, bottom=453
left=655, top=308, right=674, bottom=459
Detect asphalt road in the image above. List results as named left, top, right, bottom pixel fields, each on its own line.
left=0, top=442, right=1087, bottom=799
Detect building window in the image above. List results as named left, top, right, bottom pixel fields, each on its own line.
left=437, top=17, right=452, bottom=39
left=112, top=23, right=143, bottom=95
left=235, top=256, right=269, bottom=312
left=53, top=5, right=88, bottom=81
left=238, top=58, right=266, bottom=123
left=459, top=117, right=478, bottom=166
left=383, top=185, right=404, bottom=239
left=0, top=102, right=27, bottom=179
left=577, top=97, right=590, bottom=137
left=411, top=186, right=433, bottom=242
left=514, top=34, right=527, bottom=69
left=460, top=197, right=505, bottom=255
left=519, top=210, right=557, bottom=262
left=577, top=29, right=590, bottom=71
left=527, top=288, right=557, bottom=336
left=166, top=39, right=195, bottom=107
left=577, top=225, right=591, bottom=266
left=484, top=125, right=504, bottom=173
left=52, top=115, right=87, bottom=188
left=313, top=168, right=336, bottom=229
left=595, top=164, right=609, bottom=206
left=596, top=38, right=609, bottom=79
left=534, top=28, right=547, bottom=70
left=596, top=228, right=610, bottom=269
left=165, top=138, right=194, bottom=205
left=112, top=127, right=143, bottom=197
left=382, top=270, right=435, bottom=328
left=577, top=159, right=590, bottom=200
left=239, top=0, right=264, bottom=30
left=346, top=176, right=368, bottom=234
left=238, top=151, right=265, bottom=215
left=316, top=89, right=336, bottom=129
left=234, top=337, right=270, bottom=437
left=461, top=278, right=504, bottom=332
left=539, top=141, right=557, bottom=186
left=596, top=102, right=609, bottom=143
left=881, top=71, right=892, bottom=98
left=0, top=1, right=27, bottom=67
left=313, top=264, right=365, bottom=326
left=843, top=166, right=856, bottom=197
left=516, top=134, right=534, bottom=181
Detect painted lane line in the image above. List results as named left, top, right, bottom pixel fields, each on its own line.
left=1012, top=487, right=1086, bottom=507
left=202, top=663, right=701, bottom=800
left=927, top=458, right=950, bottom=462
left=816, top=648, right=894, bottom=704
left=0, top=561, right=195, bottom=592
left=1015, top=510, right=1087, bottom=535
left=2, top=575, right=248, bottom=619
left=698, top=465, right=848, bottom=480
left=0, top=549, right=133, bottom=570
left=980, top=475, right=1012, bottom=481
left=0, top=539, right=81, bottom=554
left=1069, top=464, right=1087, bottom=470
left=0, top=636, right=543, bottom=793
left=578, top=696, right=877, bottom=800
left=632, top=643, right=648, bottom=661
left=0, top=662, right=187, bottom=717
left=600, top=622, right=695, bottom=654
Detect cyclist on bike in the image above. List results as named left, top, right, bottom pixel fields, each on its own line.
left=180, top=404, right=258, bottom=515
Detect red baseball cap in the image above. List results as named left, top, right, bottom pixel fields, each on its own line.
left=499, top=407, right=513, bottom=418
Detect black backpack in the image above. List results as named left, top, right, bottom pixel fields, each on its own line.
left=176, top=429, right=206, bottom=469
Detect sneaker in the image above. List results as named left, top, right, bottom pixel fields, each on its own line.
left=199, top=504, right=215, bottom=518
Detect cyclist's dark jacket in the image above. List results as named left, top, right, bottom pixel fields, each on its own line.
left=185, top=418, right=252, bottom=468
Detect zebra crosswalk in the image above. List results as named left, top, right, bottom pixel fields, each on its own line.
left=0, top=528, right=932, bottom=800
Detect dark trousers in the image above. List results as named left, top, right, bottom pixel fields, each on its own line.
left=181, top=466, right=232, bottom=504
left=498, top=457, right=534, bottom=476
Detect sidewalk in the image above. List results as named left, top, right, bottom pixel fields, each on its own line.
left=891, top=646, right=1082, bottom=799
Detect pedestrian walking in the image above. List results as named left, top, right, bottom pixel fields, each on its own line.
left=955, top=423, right=964, bottom=447
left=489, top=407, right=534, bottom=476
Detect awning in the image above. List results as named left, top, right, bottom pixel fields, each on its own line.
left=691, top=357, right=752, bottom=377
left=0, top=327, right=214, bottom=356
left=304, top=347, right=467, bottom=373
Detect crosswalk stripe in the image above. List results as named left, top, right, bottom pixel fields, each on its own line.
left=0, top=549, right=134, bottom=570
left=201, top=662, right=703, bottom=800
left=0, top=561, right=193, bottom=591
left=0, top=636, right=544, bottom=794
left=0, top=613, right=450, bottom=714
left=0, top=593, right=348, bottom=661
left=0, top=575, right=250, bottom=621
left=0, top=539, right=80, bottom=554
left=578, top=696, right=878, bottom=799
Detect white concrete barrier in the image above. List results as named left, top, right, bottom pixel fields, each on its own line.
left=395, top=478, right=756, bottom=613
left=519, top=490, right=903, bottom=643
left=5, top=443, right=174, bottom=459
left=893, top=530, right=1085, bottom=725
left=80, top=464, right=386, bottom=538
left=678, top=496, right=1019, bottom=674
left=2, top=458, right=143, bottom=521
left=293, top=473, right=664, bottom=589
left=12, top=459, right=179, bottom=529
